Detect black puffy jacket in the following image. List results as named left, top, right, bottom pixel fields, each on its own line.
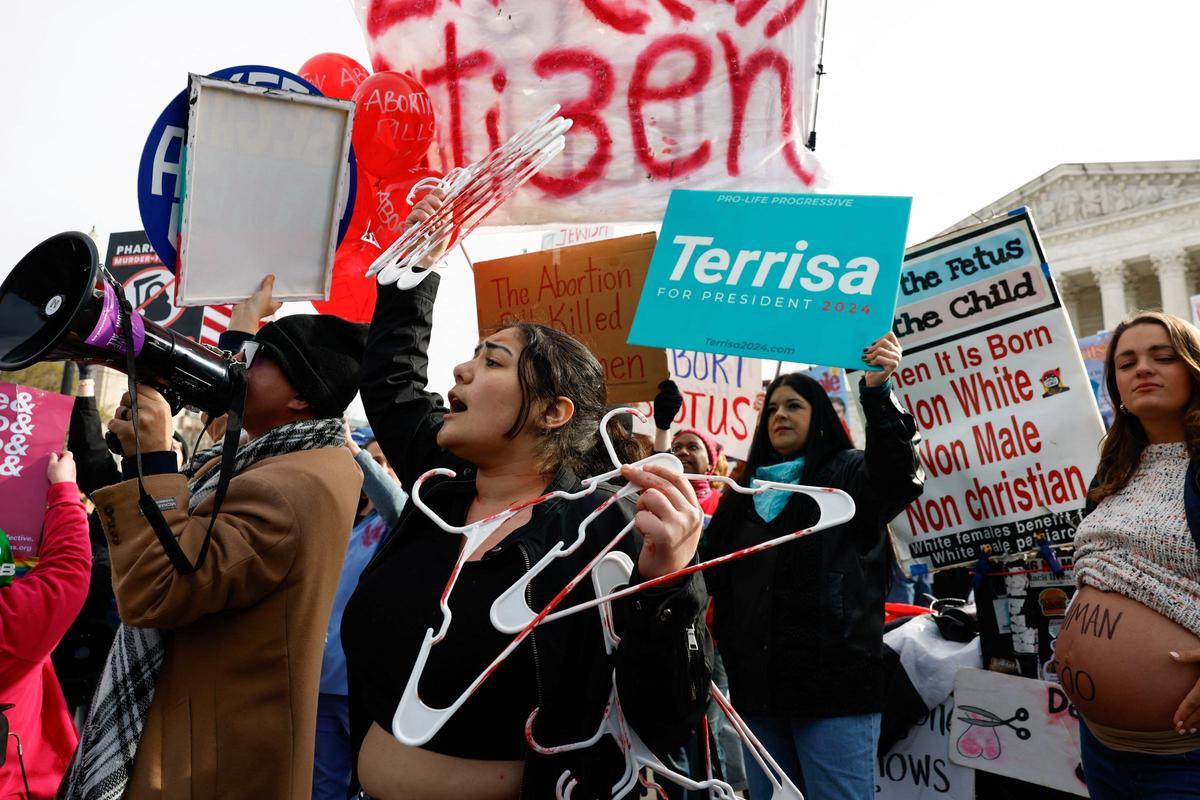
left=349, top=275, right=712, bottom=798
left=703, top=385, right=923, bottom=718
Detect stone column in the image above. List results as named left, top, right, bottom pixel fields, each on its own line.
left=1151, top=250, right=1193, bottom=321
left=1092, top=261, right=1131, bottom=330
left=1057, top=278, right=1082, bottom=336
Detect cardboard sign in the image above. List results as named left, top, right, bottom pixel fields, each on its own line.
left=0, top=384, right=74, bottom=557
left=888, top=211, right=1105, bottom=571
left=628, top=190, right=911, bottom=370
left=877, top=698, right=974, bottom=800
left=474, top=233, right=669, bottom=403
left=950, top=669, right=1087, bottom=796
left=354, top=0, right=825, bottom=225
left=631, top=350, right=762, bottom=460
left=137, top=64, right=357, bottom=270
left=540, top=225, right=615, bottom=251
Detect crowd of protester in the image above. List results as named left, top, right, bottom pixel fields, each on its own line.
left=1, top=194, right=1198, bottom=799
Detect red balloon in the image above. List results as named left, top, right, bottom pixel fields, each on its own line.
left=313, top=240, right=379, bottom=322
left=367, top=167, right=443, bottom=251
left=299, top=53, right=370, bottom=101
left=352, top=72, right=437, bottom=179
left=343, top=166, right=378, bottom=246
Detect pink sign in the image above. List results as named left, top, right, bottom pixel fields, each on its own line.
left=0, top=383, right=75, bottom=557
left=352, top=0, right=825, bottom=225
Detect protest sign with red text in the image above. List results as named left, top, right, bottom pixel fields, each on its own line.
left=474, top=233, right=669, bottom=403
left=632, top=349, right=761, bottom=460
left=353, top=0, right=824, bottom=224
left=888, top=211, right=1103, bottom=571
left=0, top=384, right=75, bottom=558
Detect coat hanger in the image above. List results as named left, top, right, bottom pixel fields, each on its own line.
left=392, top=415, right=682, bottom=747
left=527, top=552, right=801, bottom=800
left=368, top=105, right=571, bottom=289
left=491, top=462, right=856, bottom=634
left=393, top=409, right=852, bottom=798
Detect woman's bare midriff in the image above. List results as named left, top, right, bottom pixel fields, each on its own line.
left=1053, top=586, right=1200, bottom=730
left=358, top=722, right=524, bottom=800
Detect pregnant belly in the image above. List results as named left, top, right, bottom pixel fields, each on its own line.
left=1053, top=586, right=1200, bottom=731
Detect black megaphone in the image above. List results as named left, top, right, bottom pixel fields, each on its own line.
left=0, top=231, right=238, bottom=415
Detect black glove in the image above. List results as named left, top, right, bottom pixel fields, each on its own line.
left=652, top=379, right=683, bottom=431
left=76, top=363, right=95, bottom=380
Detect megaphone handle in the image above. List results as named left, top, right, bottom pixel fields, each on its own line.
left=105, top=430, right=123, bottom=457
left=112, top=282, right=247, bottom=575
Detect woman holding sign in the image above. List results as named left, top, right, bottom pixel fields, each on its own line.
left=343, top=192, right=712, bottom=799
left=703, top=333, right=923, bottom=800
left=1057, top=311, right=1200, bottom=796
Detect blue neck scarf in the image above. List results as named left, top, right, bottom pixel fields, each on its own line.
left=753, top=457, right=806, bottom=522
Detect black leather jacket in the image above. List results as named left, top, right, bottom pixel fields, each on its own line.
left=703, top=385, right=923, bottom=718
left=352, top=275, right=712, bottom=798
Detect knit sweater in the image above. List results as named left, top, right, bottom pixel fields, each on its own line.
left=1074, top=442, right=1200, bottom=636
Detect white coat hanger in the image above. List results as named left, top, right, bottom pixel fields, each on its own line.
left=368, top=105, right=571, bottom=288
left=393, top=411, right=850, bottom=800
left=392, top=413, right=682, bottom=747
left=527, top=552, right=783, bottom=800
left=493, top=469, right=856, bottom=633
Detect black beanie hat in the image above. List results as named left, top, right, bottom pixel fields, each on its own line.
left=254, top=315, right=368, bottom=418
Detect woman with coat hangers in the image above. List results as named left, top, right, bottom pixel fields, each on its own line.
left=342, top=191, right=714, bottom=800
left=702, top=334, right=924, bottom=800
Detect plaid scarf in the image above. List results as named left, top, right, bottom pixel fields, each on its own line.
left=63, top=417, right=345, bottom=800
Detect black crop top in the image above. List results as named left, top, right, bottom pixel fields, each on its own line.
left=342, top=486, right=538, bottom=761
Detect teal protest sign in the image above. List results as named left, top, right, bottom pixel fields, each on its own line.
left=628, top=190, right=911, bottom=369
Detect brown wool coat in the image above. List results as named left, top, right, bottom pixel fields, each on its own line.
left=91, top=447, right=362, bottom=799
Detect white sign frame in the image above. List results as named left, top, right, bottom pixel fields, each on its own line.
left=177, top=75, right=354, bottom=306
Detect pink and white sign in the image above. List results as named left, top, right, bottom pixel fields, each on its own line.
left=949, top=668, right=1088, bottom=797
left=0, top=384, right=75, bottom=558
left=352, top=0, right=824, bottom=224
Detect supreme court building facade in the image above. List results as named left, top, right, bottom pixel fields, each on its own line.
left=944, top=160, right=1200, bottom=338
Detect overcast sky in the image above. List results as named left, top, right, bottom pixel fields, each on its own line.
left=1, top=1, right=1196, bottom=397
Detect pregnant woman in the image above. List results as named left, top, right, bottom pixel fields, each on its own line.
left=1055, top=311, right=1200, bottom=797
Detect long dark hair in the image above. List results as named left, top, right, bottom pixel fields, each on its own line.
left=499, top=323, right=642, bottom=477
left=1089, top=311, right=1200, bottom=504
left=714, top=372, right=854, bottom=522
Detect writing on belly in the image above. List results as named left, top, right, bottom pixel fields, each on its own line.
left=1061, top=600, right=1124, bottom=641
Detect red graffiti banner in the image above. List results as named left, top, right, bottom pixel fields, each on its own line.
left=352, top=0, right=824, bottom=224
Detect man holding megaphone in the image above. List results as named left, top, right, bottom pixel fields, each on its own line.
left=61, top=278, right=368, bottom=800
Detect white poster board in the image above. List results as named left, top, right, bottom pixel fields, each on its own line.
left=888, top=210, right=1104, bottom=571
left=177, top=75, right=354, bottom=306
left=877, top=698, right=974, bottom=800
left=949, top=668, right=1088, bottom=796
left=632, top=349, right=762, bottom=460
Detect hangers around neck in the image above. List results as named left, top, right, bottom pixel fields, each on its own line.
left=392, top=405, right=853, bottom=785
left=392, top=410, right=683, bottom=747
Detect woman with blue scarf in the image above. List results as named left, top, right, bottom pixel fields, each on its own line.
left=702, top=332, right=923, bottom=800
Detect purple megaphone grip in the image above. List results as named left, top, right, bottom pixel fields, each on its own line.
left=85, top=282, right=146, bottom=356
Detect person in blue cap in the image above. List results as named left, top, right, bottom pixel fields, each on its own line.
left=313, top=423, right=408, bottom=800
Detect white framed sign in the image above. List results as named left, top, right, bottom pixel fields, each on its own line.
left=177, top=75, right=354, bottom=306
